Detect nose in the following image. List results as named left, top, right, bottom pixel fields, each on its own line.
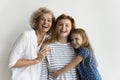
left=61, top=25, right=66, bottom=29
left=44, top=19, right=47, bottom=24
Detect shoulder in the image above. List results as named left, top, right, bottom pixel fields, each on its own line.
left=47, top=42, right=56, bottom=47
left=77, top=47, right=90, bottom=58
left=20, top=29, right=35, bottom=38
left=16, top=29, right=35, bottom=41
left=23, top=29, right=35, bottom=35
left=78, top=47, right=89, bottom=53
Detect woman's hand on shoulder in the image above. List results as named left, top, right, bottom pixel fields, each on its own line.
left=36, top=45, right=50, bottom=62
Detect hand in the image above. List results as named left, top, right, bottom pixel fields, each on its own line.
left=51, top=70, right=61, bottom=78
left=36, top=47, right=50, bottom=62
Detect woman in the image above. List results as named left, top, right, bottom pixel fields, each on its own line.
left=42, top=14, right=78, bottom=80
left=8, top=7, right=55, bottom=80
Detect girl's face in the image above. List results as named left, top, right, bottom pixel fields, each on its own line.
left=71, top=33, right=83, bottom=49
left=56, top=19, right=72, bottom=38
left=38, top=13, right=53, bottom=33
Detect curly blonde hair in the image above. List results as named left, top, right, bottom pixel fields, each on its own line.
left=30, top=7, right=55, bottom=34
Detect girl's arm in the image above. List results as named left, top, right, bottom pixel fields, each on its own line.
left=51, top=55, right=83, bottom=78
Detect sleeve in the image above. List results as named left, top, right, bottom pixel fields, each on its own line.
left=8, top=32, right=27, bottom=68
left=77, top=48, right=90, bottom=59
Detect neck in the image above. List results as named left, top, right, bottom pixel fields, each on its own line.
left=36, top=29, right=45, bottom=37
left=35, top=29, right=45, bottom=46
left=57, top=37, right=68, bottom=44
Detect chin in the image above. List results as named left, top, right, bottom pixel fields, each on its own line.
left=74, top=46, right=79, bottom=49
left=43, top=30, right=49, bottom=33
left=74, top=47, right=77, bottom=49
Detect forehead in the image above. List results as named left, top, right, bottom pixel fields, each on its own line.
left=71, top=33, right=81, bottom=37
left=41, top=13, right=52, bottom=18
left=58, top=19, right=71, bottom=24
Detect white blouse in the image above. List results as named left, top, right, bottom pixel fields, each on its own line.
left=8, top=29, right=48, bottom=80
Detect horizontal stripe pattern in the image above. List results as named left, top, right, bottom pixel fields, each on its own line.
left=40, top=59, right=48, bottom=80
left=47, top=42, right=77, bottom=80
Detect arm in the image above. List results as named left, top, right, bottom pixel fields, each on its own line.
left=51, top=56, right=83, bottom=78
left=13, top=59, right=40, bottom=68
left=13, top=48, right=49, bottom=68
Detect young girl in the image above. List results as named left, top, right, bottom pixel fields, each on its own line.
left=51, top=28, right=102, bottom=80
left=42, top=14, right=78, bottom=80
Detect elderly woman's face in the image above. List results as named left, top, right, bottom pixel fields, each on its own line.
left=38, top=13, right=53, bottom=33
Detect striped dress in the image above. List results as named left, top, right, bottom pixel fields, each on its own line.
left=46, top=41, right=77, bottom=80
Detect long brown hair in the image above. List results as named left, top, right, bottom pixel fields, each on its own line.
left=71, top=28, right=94, bottom=65
left=44, top=14, right=76, bottom=45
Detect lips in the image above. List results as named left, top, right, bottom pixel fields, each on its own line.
left=60, top=30, right=67, bottom=33
left=72, top=44, right=78, bottom=48
left=42, top=25, right=49, bottom=28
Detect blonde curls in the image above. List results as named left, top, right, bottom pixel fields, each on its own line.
left=29, top=7, right=55, bottom=34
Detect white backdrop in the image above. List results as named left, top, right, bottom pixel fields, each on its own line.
left=0, top=0, right=120, bottom=80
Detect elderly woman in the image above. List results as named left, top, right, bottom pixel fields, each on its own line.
left=8, top=7, right=55, bottom=80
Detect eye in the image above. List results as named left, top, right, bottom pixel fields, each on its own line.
left=65, top=24, right=69, bottom=27
left=40, top=17, right=44, bottom=21
left=58, top=23, right=63, bottom=26
left=47, top=19, right=52, bottom=23
left=75, top=38, right=79, bottom=41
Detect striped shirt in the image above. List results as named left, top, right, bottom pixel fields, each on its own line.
left=46, top=41, right=77, bottom=80
left=40, top=58, right=49, bottom=80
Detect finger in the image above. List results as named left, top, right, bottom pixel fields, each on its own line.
left=42, top=49, right=50, bottom=54
left=40, top=49, right=46, bottom=53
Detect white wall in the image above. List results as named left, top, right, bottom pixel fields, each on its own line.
left=0, top=0, right=120, bottom=80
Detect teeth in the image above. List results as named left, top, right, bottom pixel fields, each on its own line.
left=60, top=31, right=66, bottom=33
left=43, top=26, right=48, bottom=28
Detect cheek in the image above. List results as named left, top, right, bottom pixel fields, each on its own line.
left=69, top=27, right=72, bottom=30
left=38, top=22, right=42, bottom=27
left=55, top=28, right=59, bottom=34
left=68, top=28, right=72, bottom=33
left=56, top=27, right=59, bottom=31
left=49, top=23, right=52, bottom=26
left=71, top=41, right=74, bottom=45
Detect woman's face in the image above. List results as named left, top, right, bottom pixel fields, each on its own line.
left=38, top=13, right=53, bottom=33
left=56, top=19, right=72, bottom=38
left=71, top=33, right=83, bottom=49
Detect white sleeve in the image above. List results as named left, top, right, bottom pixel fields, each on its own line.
left=8, top=32, right=27, bottom=68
